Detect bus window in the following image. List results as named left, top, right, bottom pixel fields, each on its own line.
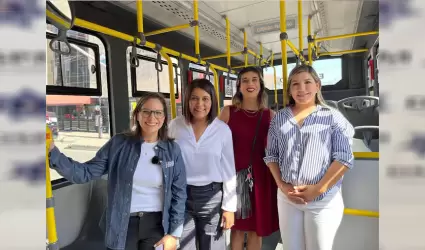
left=263, top=58, right=342, bottom=90
left=126, top=47, right=182, bottom=122
left=46, top=26, right=110, bottom=183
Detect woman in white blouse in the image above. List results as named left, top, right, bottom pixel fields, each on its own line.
left=168, top=78, right=237, bottom=250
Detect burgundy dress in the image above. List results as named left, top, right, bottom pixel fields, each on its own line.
left=227, top=106, right=279, bottom=236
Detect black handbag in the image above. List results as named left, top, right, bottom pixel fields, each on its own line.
left=235, top=110, right=264, bottom=220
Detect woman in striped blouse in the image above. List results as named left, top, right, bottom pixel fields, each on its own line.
left=264, top=64, right=354, bottom=250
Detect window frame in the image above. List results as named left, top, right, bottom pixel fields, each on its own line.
left=129, top=51, right=180, bottom=99
left=46, top=32, right=103, bottom=96
left=222, top=75, right=237, bottom=100
left=47, top=27, right=110, bottom=189
left=188, top=67, right=215, bottom=82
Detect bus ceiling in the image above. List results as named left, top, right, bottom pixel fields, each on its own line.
left=57, top=0, right=379, bottom=70
left=110, top=0, right=378, bottom=64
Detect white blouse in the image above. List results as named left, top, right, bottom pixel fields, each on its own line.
left=168, top=116, right=237, bottom=212
left=130, top=142, right=164, bottom=213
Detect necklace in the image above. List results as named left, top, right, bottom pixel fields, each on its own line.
left=242, top=108, right=258, bottom=117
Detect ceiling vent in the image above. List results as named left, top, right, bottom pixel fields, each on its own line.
left=150, top=1, right=245, bottom=51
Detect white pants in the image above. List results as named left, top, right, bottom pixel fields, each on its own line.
left=277, top=187, right=344, bottom=250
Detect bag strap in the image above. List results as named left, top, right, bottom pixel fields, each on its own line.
left=248, top=110, right=264, bottom=167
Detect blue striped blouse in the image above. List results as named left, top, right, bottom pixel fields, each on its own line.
left=264, top=105, right=355, bottom=201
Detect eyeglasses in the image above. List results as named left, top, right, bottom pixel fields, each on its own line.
left=140, top=109, right=165, bottom=118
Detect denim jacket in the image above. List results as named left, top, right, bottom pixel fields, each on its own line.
left=48, top=134, right=187, bottom=250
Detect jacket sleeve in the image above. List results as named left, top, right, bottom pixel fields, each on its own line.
left=48, top=136, right=117, bottom=184
left=167, top=142, right=187, bottom=238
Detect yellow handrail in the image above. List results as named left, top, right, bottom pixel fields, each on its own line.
left=272, top=69, right=278, bottom=106
left=297, top=0, right=303, bottom=58
left=308, top=16, right=312, bottom=65
left=136, top=0, right=143, bottom=33
left=193, top=0, right=200, bottom=57
left=287, top=40, right=305, bottom=62
left=209, top=66, right=221, bottom=115
left=259, top=42, right=263, bottom=66
left=72, top=18, right=233, bottom=73
left=202, top=52, right=242, bottom=61
left=247, top=49, right=268, bottom=65
left=319, top=49, right=368, bottom=57
left=46, top=9, right=71, bottom=30
left=243, top=29, right=248, bottom=66
left=46, top=126, right=59, bottom=250
left=316, top=31, right=378, bottom=43
left=225, top=16, right=231, bottom=68
left=344, top=208, right=379, bottom=218
left=232, top=64, right=258, bottom=69
left=353, top=152, right=379, bottom=159
left=145, top=23, right=191, bottom=37
left=160, top=51, right=176, bottom=118
left=280, top=0, right=288, bottom=106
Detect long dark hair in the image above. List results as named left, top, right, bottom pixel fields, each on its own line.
left=127, top=92, right=172, bottom=141
left=232, top=66, right=268, bottom=109
left=183, top=78, right=218, bottom=124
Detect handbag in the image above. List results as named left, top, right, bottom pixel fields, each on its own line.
left=235, top=110, right=264, bottom=220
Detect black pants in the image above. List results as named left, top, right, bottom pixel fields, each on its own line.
left=179, top=182, right=224, bottom=250
left=108, top=212, right=164, bottom=250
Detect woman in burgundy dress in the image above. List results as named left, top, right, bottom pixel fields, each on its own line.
left=219, top=66, right=279, bottom=250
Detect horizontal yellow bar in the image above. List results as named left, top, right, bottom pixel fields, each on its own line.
left=202, top=51, right=242, bottom=60
left=344, top=208, right=379, bottom=218
left=46, top=9, right=71, bottom=30
left=73, top=18, right=233, bottom=73
left=316, top=31, right=378, bottom=42
left=233, top=64, right=257, bottom=69
left=353, top=152, right=379, bottom=159
left=145, top=23, right=191, bottom=37
left=318, top=49, right=368, bottom=57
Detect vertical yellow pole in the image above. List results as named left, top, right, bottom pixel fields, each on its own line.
left=136, top=0, right=143, bottom=33
left=193, top=0, right=200, bottom=57
left=161, top=51, right=176, bottom=118
left=244, top=30, right=248, bottom=67
left=308, top=16, right=312, bottom=65
left=259, top=42, right=263, bottom=66
left=225, top=16, right=231, bottom=68
left=298, top=0, right=303, bottom=61
left=280, top=0, right=288, bottom=106
left=210, top=66, right=221, bottom=114
left=271, top=53, right=278, bottom=106
left=46, top=126, right=59, bottom=250
left=314, top=34, right=319, bottom=58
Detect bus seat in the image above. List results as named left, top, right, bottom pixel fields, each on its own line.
left=52, top=182, right=92, bottom=248
left=337, top=96, right=379, bottom=127
left=353, top=138, right=372, bottom=152
left=325, top=100, right=338, bottom=109
left=59, top=178, right=109, bottom=250
left=354, top=126, right=379, bottom=152
left=334, top=157, right=379, bottom=250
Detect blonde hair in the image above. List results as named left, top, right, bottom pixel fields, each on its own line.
left=287, top=64, right=327, bottom=106
left=232, top=66, right=268, bottom=109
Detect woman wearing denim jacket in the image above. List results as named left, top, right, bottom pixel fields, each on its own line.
left=48, top=93, right=187, bottom=250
